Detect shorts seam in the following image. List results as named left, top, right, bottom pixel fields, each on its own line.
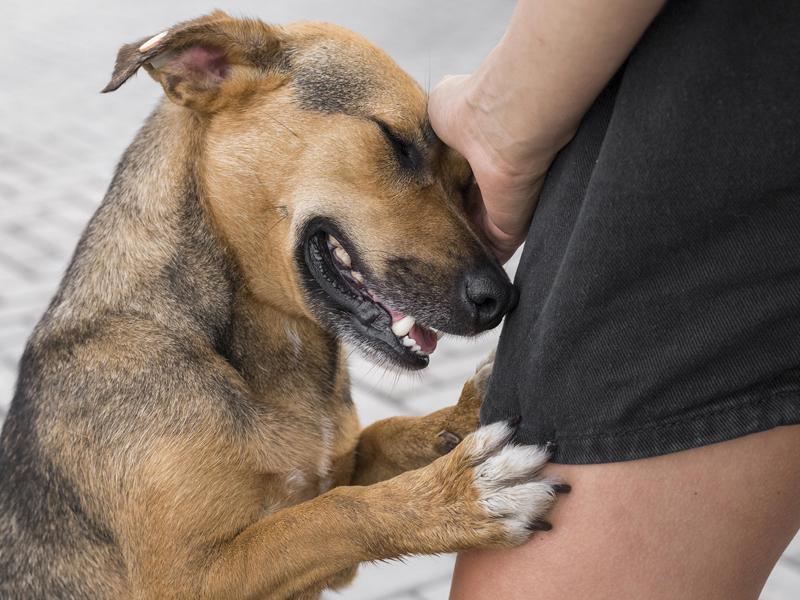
left=532, top=386, right=800, bottom=442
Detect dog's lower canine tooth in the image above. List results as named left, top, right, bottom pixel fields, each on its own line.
left=402, top=336, right=415, bottom=347
left=328, top=235, right=341, bottom=248
left=351, top=270, right=364, bottom=284
left=411, top=344, right=421, bottom=353
left=334, top=247, right=351, bottom=267
left=391, top=315, right=415, bottom=337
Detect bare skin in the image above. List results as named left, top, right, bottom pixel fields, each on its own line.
left=428, top=0, right=667, bottom=261
left=450, top=425, right=800, bottom=600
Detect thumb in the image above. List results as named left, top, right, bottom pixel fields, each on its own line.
left=428, top=74, right=472, bottom=152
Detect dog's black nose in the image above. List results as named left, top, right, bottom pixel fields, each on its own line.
left=460, top=265, right=518, bottom=331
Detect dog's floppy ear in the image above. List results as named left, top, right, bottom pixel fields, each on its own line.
left=102, top=11, right=284, bottom=111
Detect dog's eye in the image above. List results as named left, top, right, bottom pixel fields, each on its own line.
left=375, top=120, right=422, bottom=171
left=460, top=175, right=479, bottom=213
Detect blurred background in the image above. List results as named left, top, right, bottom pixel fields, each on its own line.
left=0, top=1, right=796, bottom=598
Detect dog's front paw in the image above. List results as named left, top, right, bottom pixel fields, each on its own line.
left=434, top=350, right=496, bottom=454
left=468, top=422, right=567, bottom=542
left=433, top=421, right=568, bottom=548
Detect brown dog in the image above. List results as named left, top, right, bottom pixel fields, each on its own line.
left=0, top=12, right=565, bottom=599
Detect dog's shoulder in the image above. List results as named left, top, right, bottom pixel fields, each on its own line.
left=6, top=312, right=251, bottom=451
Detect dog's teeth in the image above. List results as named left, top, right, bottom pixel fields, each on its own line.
left=334, top=247, right=352, bottom=267
left=328, top=235, right=341, bottom=248
left=351, top=270, right=364, bottom=284
left=391, top=315, right=415, bottom=337
left=411, top=344, right=421, bottom=352
left=402, top=336, right=415, bottom=347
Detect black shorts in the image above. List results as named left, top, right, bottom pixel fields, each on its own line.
left=481, top=0, right=800, bottom=464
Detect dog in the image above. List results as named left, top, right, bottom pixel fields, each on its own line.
left=0, top=12, right=566, bottom=599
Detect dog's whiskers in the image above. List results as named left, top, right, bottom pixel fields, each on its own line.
left=267, top=214, right=288, bottom=234
left=265, top=112, right=300, bottom=139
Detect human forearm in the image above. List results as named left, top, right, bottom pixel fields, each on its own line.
left=467, top=0, right=667, bottom=163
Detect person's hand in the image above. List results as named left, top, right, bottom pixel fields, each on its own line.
left=430, top=0, right=665, bottom=262
left=429, top=74, right=559, bottom=263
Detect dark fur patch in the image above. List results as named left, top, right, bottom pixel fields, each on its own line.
left=324, top=331, right=341, bottom=399
left=165, top=74, right=184, bottom=100
left=161, top=180, right=237, bottom=366
left=0, top=346, right=120, bottom=596
left=292, top=44, right=374, bottom=115
left=373, top=119, right=425, bottom=173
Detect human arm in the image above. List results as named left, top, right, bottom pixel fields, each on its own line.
left=428, top=0, right=667, bottom=261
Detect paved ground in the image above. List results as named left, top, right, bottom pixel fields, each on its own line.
left=0, top=1, right=797, bottom=598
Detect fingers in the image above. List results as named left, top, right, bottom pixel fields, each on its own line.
left=475, top=208, right=527, bottom=263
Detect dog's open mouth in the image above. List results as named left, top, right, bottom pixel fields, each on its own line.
left=302, top=223, right=441, bottom=368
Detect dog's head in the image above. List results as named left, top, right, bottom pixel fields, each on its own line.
left=106, top=12, right=516, bottom=369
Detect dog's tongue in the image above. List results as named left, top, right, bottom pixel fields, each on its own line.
left=410, top=323, right=438, bottom=354
left=387, top=308, right=438, bottom=354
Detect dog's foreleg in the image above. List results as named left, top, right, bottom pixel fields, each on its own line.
left=201, top=421, right=560, bottom=600
left=351, top=352, right=494, bottom=486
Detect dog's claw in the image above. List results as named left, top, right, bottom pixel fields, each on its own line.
left=527, top=520, right=552, bottom=532
left=436, top=430, right=461, bottom=454
left=553, top=483, right=571, bottom=494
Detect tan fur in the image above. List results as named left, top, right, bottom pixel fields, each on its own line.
left=0, top=13, right=562, bottom=600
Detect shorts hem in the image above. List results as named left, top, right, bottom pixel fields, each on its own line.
left=488, top=387, right=800, bottom=465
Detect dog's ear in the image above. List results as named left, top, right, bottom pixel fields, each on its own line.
left=102, top=11, right=284, bottom=111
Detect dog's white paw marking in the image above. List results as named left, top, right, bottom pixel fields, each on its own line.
left=465, top=422, right=515, bottom=462
left=465, top=422, right=558, bottom=543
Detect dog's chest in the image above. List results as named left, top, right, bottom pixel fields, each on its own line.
left=243, top=336, right=357, bottom=513
left=286, top=418, right=336, bottom=497
left=253, top=408, right=346, bottom=515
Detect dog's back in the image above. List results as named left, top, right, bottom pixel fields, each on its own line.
left=0, top=107, right=240, bottom=597
left=0, top=334, right=129, bottom=597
